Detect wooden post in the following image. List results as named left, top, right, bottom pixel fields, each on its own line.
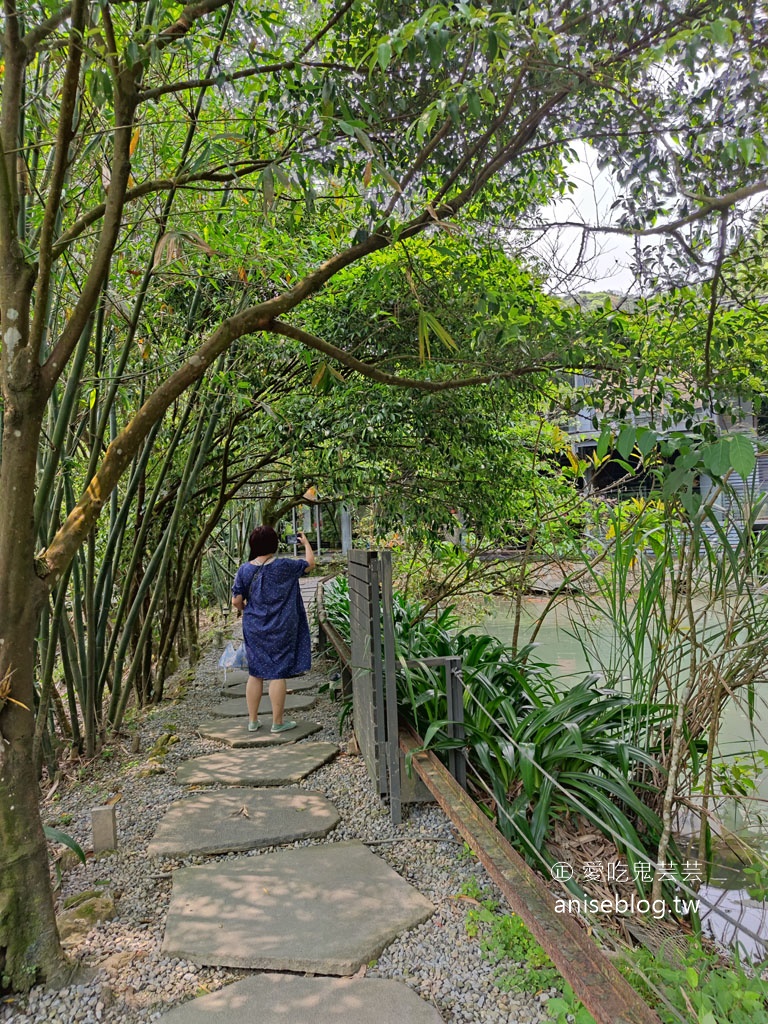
left=341, top=506, right=352, bottom=554
left=445, top=657, right=466, bottom=790
left=380, top=549, right=401, bottom=824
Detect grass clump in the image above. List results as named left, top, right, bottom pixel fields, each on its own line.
left=457, top=879, right=560, bottom=994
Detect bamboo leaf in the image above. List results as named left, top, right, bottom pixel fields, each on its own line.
left=379, top=164, right=403, bottom=193
left=423, top=311, right=458, bottom=351
left=262, top=166, right=275, bottom=213
left=417, top=309, right=430, bottom=363
left=311, top=362, right=328, bottom=387
left=151, top=232, right=178, bottom=269
left=44, top=825, right=86, bottom=864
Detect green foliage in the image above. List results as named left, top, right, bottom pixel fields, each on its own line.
left=618, top=944, right=768, bottom=1024
left=43, top=825, right=86, bottom=864
left=475, top=678, right=671, bottom=879
left=454, top=840, right=477, bottom=863
left=324, top=576, right=670, bottom=891
left=546, top=986, right=598, bottom=1024
left=276, top=237, right=585, bottom=545
left=742, top=861, right=768, bottom=902
left=458, top=880, right=560, bottom=993
left=457, top=877, right=486, bottom=902
left=548, top=941, right=768, bottom=1024
left=479, top=911, right=560, bottom=993
left=44, top=824, right=86, bottom=889
left=695, top=753, right=768, bottom=803
left=561, top=465, right=768, bottom=879
left=604, top=497, right=671, bottom=560
left=321, top=578, right=352, bottom=645
left=5, top=0, right=768, bottom=997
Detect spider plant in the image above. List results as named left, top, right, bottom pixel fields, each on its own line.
left=468, top=678, right=673, bottom=881
left=322, top=576, right=351, bottom=644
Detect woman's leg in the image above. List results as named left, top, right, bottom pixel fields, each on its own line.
left=267, top=678, right=287, bottom=725
left=246, top=674, right=264, bottom=726
left=268, top=679, right=296, bottom=732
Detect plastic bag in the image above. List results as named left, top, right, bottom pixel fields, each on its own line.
left=218, top=642, right=248, bottom=675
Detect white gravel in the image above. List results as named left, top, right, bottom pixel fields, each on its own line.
left=1, top=642, right=553, bottom=1024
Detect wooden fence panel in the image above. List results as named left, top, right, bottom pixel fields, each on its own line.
left=348, top=550, right=399, bottom=807
left=349, top=551, right=380, bottom=791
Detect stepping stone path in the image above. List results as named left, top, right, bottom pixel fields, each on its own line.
left=157, top=974, right=445, bottom=1024
left=196, top=717, right=322, bottom=746
left=154, top=649, right=441, bottom=1023
left=209, top=693, right=317, bottom=717
left=162, top=840, right=434, bottom=973
left=222, top=671, right=318, bottom=693
left=176, top=743, right=339, bottom=787
left=148, top=788, right=340, bottom=857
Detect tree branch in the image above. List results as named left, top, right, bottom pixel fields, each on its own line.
left=522, top=180, right=768, bottom=239
left=428, top=72, right=529, bottom=210
left=1, top=0, right=24, bottom=246
left=152, top=0, right=234, bottom=49
left=50, top=162, right=271, bottom=257
left=139, top=0, right=355, bottom=100
left=28, top=0, right=87, bottom=362
left=0, top=117, right=19, bottom=265
left=703, top=210, right=730, bottom=385
left=298, top=0, right=356, bottom=58
left=22, top=3, right=73, bottom=59
left=139, top=60, right=357, bottom=103
left=100, top=4, right=121, bottom=83
left=41, top=0, right=246, bottom=393
left=39, top=75, right=137, bottom=393
left=265, top=319, right=559, bottom=391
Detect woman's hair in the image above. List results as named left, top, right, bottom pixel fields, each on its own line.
left=248, top=525, right=279, bottom=559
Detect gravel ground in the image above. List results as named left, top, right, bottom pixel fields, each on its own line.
left=1, top=640, right=553, bottom=1024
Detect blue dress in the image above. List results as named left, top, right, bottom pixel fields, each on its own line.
left=232, top=558, right=311, bottom=679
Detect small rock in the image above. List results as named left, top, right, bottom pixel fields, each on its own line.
left=54, top=847, right=83, bottom=875
left=56, top=894, right=116, bottom=939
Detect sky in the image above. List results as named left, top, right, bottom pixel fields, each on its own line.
left=534, top=142, right=637, bottom=295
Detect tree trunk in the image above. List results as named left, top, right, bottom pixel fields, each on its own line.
left=0, top=402, right=66, bottom=990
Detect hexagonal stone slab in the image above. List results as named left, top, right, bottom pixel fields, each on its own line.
left=162, top=839, right=434, bottom=973
left=156, top=975, right=445, bottom=1024
left=220, top=669, right=249, bottom=686
left=209, top=693, right=316, bottom=718
left=148, top=788, right=339, bottom=857
left=196, top=717, right=321, bottom=747
left=176, top=743, right=339, bottom=787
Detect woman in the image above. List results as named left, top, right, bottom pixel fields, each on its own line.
left=231, top=525, right=315, bottom=733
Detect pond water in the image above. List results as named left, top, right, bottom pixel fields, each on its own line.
left=477, top=595, right=768, bottom=957
left=479, top=595, right=768, bottom=795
